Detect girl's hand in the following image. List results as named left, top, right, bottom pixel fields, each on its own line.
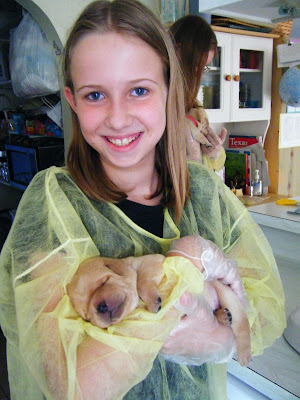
left=201, top=127, right=227, bottom=159
left=160, top=292, right=236, bottom=365
left=168, top=235, right=249, bottom=308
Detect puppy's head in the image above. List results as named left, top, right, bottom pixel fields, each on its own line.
left=67, top=257, right=139, bottom=328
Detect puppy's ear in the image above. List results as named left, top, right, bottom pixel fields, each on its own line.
left=101, top=257, right=137, bottom=279
left=67, top=262, right=111, bottom=320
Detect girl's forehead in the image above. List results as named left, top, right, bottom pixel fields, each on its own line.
left=73, top=31, right=154, bottom=56
left=71, top=31, right=164, bottom=70
left=69, top=31, right=167, bottom=87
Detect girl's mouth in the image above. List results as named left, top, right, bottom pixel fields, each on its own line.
left=106, top=133, right=141, bottom=147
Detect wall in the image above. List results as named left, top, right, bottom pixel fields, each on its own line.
left=24, top=0, right=162, bottom=46
left=278, top=147, right=300, bottom=196
left=290, top=18, right=300, bottom=39
left=277, top=21, right=300, bottom=197
left=263, top=21, right=300, bottom=197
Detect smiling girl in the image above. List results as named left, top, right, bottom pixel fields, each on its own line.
left=0, top=1, right=286, bottom=399
left=64, top=31, right=169, bottom=205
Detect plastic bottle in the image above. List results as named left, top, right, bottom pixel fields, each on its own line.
left=252, top=169, right=262, bottom=196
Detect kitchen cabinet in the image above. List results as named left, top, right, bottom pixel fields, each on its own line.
left=201, top=31, right=273, bottom=123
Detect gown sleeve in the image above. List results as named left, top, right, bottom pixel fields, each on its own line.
left=187, top=161, right=286, bottom=356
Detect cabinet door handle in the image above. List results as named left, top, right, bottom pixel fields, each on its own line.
left=234, top=75, right=240, bottom=82
left=225, top=75, right=232, bottom=81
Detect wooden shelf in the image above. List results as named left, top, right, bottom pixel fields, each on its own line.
left=212, top=25, right=280, bottom=39
left=240, top=68, right=262, bottom=73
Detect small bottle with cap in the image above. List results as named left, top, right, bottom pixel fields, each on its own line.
left=252, top=169, right=262, bottom=196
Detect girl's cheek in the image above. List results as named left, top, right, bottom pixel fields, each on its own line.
left=78, top=106, right=103, bottom=126
left=138, top=100, right=166, bottom=120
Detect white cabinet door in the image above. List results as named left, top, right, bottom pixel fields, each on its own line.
left=205, top=32, right=273, bottom=123
left=200, top=32, right=232, bottom=122
left=231, top=34, right=273, bottom=122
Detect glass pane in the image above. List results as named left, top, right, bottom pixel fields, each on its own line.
left=198, top=47, right=221, bottom=110
left=239, top=50, right=263, bottom=109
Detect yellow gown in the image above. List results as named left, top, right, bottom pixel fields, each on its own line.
left=0, top=161, right=285, bottom=400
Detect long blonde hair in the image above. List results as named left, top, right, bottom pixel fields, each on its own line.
left=64, top=0, right=189, bottom=220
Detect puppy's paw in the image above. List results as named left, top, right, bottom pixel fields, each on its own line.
left=237, top=345, right=252, bottom=367
left=214, top=308, right=232, bottom=326
left=136, top=254, right=164, bottom=314
left=141, top=292, right=162, bottom=313
left=148, top=296, right=162, bottom=313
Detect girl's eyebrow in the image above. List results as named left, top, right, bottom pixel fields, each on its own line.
left=76, top=84, right=103, bottom=92
left=128, top=78, right=159, bottom=86
left=76, top=78, right=159, bottom=92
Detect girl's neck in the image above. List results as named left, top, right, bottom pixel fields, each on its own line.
left=105, top=163, right=162, bottom=206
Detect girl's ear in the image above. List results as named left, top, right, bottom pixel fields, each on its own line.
left=64, top=86, right=77, bottom=113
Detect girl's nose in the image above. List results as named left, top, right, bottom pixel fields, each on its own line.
left=105, top=98, right=132, bottom=130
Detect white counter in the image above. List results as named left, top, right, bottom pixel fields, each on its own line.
left=248, top=196, right=300, bottom=261
left=228, top=197, right=300, bottom=400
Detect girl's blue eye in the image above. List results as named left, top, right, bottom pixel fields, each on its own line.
left=132, top=87, right=147, bottom=97
left=87, top=92, right=103, bottom=101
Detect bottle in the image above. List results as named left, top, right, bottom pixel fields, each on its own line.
left=240, top=83, right=251, bottom=108
left=252, top=170, right=262, bottom=196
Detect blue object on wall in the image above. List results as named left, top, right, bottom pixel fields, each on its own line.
left=279, top=66, right=300, bottom=107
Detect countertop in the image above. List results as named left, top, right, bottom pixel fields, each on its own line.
left=247, top=195, right=300, bottom=235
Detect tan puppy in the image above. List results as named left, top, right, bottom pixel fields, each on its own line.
left=67, top=254, right=164, bottom=328
left=167, top=241, right=252, bottom=367
left=68, top=239, right=251, bottom=366
left=212, top=279, right=252, bottom=366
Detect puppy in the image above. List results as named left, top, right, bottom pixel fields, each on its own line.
left=167, top=238, right=252, bottom=367
left=67, top=254, right=164, bottom=328
left=68, top=239, right=251, bottom=366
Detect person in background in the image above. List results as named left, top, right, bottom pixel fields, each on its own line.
left=169, top=15, right=227, bottom=172
left=0, top=1, right=285, bottom=399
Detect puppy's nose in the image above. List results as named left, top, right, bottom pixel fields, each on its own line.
left=97, top=301, right=109, bottom=314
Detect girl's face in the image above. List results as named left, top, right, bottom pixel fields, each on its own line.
left=65, top=32, right=168, bottom=174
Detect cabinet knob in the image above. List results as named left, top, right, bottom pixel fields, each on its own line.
left=234, top=75, right=240, bottom=82
left=225, top=75, right=232, bottom=81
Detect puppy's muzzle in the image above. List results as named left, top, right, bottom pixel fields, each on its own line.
left=89, top=285, right=131, bottom=328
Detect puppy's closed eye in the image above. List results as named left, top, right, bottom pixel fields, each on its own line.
left=100, top=277, right=109, bottom=287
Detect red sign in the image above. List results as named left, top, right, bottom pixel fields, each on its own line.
left=229, top=136, right=258, bottom=148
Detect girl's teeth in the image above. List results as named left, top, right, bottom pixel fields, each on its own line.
left=108, top=135, right=138, bottom=147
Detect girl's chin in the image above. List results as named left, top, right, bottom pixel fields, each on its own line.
left=101, top=153, right=155, bottom=172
